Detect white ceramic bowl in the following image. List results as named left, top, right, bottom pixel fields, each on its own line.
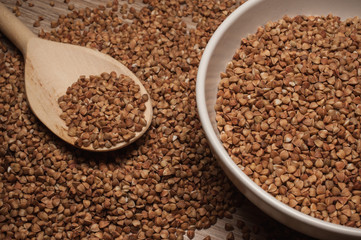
left=196, top=0, right=361, bottom=239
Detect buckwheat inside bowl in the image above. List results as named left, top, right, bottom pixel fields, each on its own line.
left=216, top=14, right=361, bottom=228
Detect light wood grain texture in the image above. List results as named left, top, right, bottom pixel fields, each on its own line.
left=0, top=1, right=311, bottom=239
left=0, top=1, right=35, bottom=53
left=0, top=2, right=153, bottom=152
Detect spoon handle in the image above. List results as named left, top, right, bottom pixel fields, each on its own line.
left=0, top=3, right=36, bottom=55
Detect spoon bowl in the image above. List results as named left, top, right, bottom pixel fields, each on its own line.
left=0, top=3, right=152, bottom=152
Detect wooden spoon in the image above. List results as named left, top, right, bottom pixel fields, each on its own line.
left=0, top=3, right=153, bottom=152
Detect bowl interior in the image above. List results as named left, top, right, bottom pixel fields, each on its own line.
left=197, top=0, right=361, bottom=239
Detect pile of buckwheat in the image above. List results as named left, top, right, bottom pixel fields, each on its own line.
left=0, top=0, right=315, bottom=239
left=216, top=14, right=361, bottom=228
left=58, top=72, right=148, bottom=149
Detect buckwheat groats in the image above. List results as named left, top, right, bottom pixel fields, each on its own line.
left=0, top=1, right=240, bottom=240
left=216, top=15, right=361, bottom=228
left=58, top=72, right=148, bottom=149
left=1, top=1, right=311, bottom=239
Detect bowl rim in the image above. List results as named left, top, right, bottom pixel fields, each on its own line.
left=196, top=0, right=361, bottom=237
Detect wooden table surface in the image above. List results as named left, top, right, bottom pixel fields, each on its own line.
left=0, top=1, right=313, bottom=239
